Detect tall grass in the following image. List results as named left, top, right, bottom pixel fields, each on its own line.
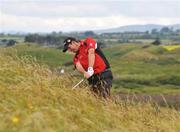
left=9, top=44, right=73, bottom=68
left=2, top=44, right=180, bottom=94
left=0, top=46, right=180, bottom=131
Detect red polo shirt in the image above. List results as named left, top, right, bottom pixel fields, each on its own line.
left=73, top=37, right=106, bottom=74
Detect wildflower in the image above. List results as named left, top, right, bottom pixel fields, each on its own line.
left=12, top=116, right=19, bottom=124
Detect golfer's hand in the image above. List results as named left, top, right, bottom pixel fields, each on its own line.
left=84, top=72, right=91, bottom=79
left=84, top=67, right=94, bottom=79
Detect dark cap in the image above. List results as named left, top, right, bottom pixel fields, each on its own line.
left=62, top=37, right=77, bottom=52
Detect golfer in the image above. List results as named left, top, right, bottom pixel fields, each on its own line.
left=63, top=37, right=113, bottom=98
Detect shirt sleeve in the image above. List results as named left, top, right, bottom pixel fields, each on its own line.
left=84, top=37, right=97, bottom=50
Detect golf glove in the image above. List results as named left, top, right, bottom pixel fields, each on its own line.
left=87, top=67, right=94, bottom=76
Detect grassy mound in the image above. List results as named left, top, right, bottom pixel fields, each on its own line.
left=4, top=43, right=73, bottom=68
left=0, top=46, right=180, bottom=131
left=2, top=44, right=180, bottom=94
left=103, top=44, right=180, bottom=93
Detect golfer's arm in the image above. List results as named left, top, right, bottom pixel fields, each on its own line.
left=76, top=61, right=86, bottom=74
left=88, top=48, right=95, bottom=68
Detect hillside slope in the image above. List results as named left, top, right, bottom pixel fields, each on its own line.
left=2, top=43, right=180, bottom=94
left=95, top=24, right=180, bottom=33
left=103, top=44, right=180, bottom=93
left=0, top=46, right=180, bottom=131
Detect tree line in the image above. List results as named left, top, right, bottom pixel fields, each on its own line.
left=19, top=26, right=180, bottom=46
left=24, top=34, right=67, bottom=46
left=100, top=27, right=180, bottom=40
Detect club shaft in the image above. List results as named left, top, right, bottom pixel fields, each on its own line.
left=72, top=79, right=84, bottom=90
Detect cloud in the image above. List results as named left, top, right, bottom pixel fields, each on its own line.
left=0, top=0, right=180, bottom=32
left=0, top=1, right=109, bottom=18
left=1, top=0, right=180, bottom=18
left=1, top=11, right=180, bottom=32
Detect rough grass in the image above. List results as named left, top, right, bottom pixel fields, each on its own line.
left=0, top=46, right=180, bottom=132
left=2, top=43, right=180, bottom=94
left=8, top=43, right=73, bottom=68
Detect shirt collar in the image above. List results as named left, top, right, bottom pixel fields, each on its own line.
left=80, top=40, right=84, bottom=46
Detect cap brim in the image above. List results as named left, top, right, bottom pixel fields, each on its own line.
left=62, top=44, right=68, bottom=52
left=62, top=48, right=68, bottom=52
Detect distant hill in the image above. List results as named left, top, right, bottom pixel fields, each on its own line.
left=2, top=24, right=180, bottom=34
left=95, top=24, right=180, bottom=34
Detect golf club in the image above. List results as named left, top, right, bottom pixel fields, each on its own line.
left=72, top=78, right=84, bottom=90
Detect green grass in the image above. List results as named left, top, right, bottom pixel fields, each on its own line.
left=0, top=36, right=24, bottom=43
left=0, top=48, right=180, bottom=131
left=2, top=43, right=73, bottom=68
left=104, top=44, right=180, bottom=94
left=2, top=43, right=180, bottom=94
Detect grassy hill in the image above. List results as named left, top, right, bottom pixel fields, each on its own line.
left=7, top=44, right=72, bottom=68
left=0, top=45, right=180, bottom=131
left=104, top=44, right=180, bottom=94
left=2, top=43, right=180, bottom=94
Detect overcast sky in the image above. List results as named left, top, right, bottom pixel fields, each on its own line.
left=0, top=0, right=180, bottom=32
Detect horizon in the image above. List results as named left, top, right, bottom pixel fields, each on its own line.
left=1, top=0, right=180, bottom=33
left=1, top=23, right=180, bottom=34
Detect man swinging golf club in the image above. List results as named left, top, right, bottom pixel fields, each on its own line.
left=62, top=37, right=113, bottom=99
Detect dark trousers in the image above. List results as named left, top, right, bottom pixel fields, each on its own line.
left=87, top=69, right=113, bottom=98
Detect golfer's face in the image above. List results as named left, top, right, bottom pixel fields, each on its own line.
left=68, top=41, right=78, bottom=53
